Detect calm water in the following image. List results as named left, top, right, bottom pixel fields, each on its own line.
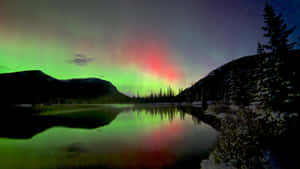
left=0, top=106, right=218, bottom=169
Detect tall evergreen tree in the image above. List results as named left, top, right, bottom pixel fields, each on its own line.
left=257, top=42, right=265, bottom=55
left=262, top=2, right=296, bottom=54
left=258, top=2, right=297, bottom=111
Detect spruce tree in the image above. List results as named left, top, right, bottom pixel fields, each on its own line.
left=257, top=42, right=265, bottom=55
left=258, top=2, right=297, bottom=111
left=262, top=2, right=296, bottom=54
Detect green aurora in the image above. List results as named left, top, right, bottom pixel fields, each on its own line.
left=2, top=0, right=298, bottom=95
left=0, top=32, right=175, bottom=96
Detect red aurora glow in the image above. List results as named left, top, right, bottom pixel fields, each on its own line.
left=121, top=35, right=183, bottom=82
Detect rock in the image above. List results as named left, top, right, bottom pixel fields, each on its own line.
left=200, top=153, right=237, bottom=169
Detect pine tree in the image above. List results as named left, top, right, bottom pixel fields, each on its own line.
left=262, top=2, right=296, bottom=54
left=257, top=42, right=265, bottom=55
left=159, top=88, right=162, bottom=98
left=258, top=2, right=297, bottom=111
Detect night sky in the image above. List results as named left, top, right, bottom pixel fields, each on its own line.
left=0, top=0, right=299, bottom=95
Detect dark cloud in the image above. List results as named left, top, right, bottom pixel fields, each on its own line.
left=70, top=54, right=94, bottom=66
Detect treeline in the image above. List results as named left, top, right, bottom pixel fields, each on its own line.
left=132, top=87, right=185, bottom=103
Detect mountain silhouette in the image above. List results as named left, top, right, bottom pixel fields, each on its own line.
left=0, top=70, right=129, bottom=104
left=179, top=49, right=300, bottom=108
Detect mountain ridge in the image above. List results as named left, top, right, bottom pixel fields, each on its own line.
left=179, top=49, right=300, bottom=109
left=0, top=70, right=129, bottom=104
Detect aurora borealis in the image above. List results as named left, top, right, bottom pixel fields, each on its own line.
left=0, top=0, right=299, bottom=95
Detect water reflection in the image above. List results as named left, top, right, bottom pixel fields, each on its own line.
left=0, top=106, right=119, bottom=139
left=135, top=106, right=203, bottom=126
left=0, top=105, right=218, bottom=169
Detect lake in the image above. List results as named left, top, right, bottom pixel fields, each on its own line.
left=0, top=105, right=219, bottom=169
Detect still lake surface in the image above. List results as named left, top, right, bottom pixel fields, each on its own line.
left=0, top=105, right=218, bottom=169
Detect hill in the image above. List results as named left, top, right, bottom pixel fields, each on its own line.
left=179, top=50, right=300, bottom=109
left=0, top=70, right=129, bottom=104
